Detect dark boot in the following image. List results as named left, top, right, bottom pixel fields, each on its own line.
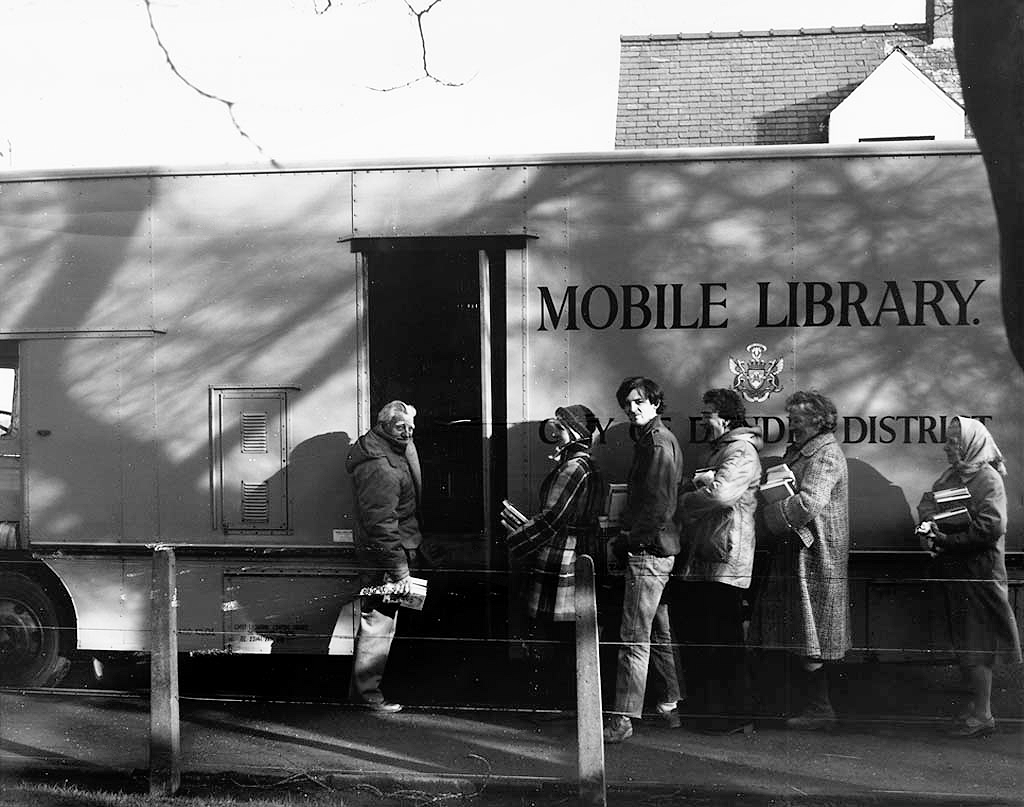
left=786, top=665, right=836, bottom=730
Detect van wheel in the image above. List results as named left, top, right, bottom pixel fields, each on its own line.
left=0, top=573, right=70, bottom=688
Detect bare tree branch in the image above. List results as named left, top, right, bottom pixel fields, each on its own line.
left=142, top=0, right=466, bottom=156
left=368, top=0, right=466, bottom=91
left=142, top=0, right=279, bottom=165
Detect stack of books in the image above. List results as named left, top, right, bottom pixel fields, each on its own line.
left=759, top=464, right=796, bottom=504
left=359, top=577, right=428, bottom=610
left=930, top=487, right=971, bottom=531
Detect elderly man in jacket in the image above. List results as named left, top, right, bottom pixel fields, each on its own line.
left=345, top=400, right=422, bottom=713
left=603, top=376, right=685, bottom=743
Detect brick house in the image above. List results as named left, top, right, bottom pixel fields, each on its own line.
left=614, top=0, right=967, bottom=148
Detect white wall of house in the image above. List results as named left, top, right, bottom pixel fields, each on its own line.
left=829, top=50, right=965, bottom=143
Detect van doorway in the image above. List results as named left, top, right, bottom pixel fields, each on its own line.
left=356, top=239, right=510, bottom=569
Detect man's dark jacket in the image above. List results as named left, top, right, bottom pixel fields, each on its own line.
left=346, top=426, right=422, bottom=580
left=620, top=415, right=683, bottom=556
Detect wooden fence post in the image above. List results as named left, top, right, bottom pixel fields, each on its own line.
left=150, top=544, right=180, bottom=796
left=574, top=554, right=606, bottom=807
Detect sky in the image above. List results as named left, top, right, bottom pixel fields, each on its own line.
left=2, top=0, right=926, bottom=170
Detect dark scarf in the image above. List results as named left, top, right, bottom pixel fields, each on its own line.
left=372, top=424, right=422, bottom=504
left=374, top=423, right=410, bottom=452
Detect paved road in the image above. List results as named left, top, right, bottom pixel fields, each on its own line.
left=0, top=655, right=1021, bottom=805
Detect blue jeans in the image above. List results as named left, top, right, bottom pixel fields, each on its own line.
left=612, top=552, right=682, bottom=718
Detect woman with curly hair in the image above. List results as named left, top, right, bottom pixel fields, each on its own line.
left=749, top=390, right=851, bottom=730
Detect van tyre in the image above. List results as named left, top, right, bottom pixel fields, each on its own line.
left=0, top=572, right=70, bottom=688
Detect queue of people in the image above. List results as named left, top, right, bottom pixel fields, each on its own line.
left=346, top=389, right=1021, bottom=742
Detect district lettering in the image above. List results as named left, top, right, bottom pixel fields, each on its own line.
left=843, top=414, right=993, bottom=444
left=688, top=414, right=993, bottom=445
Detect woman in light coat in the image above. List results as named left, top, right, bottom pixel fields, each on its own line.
left=674, top=388, right=762, bottom=734
left=749, top=390, right=850, bottom=730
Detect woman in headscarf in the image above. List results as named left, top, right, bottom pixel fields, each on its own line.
left=916, top=416, right=1022, bottom=738
left=501, top=404, right=605, bottom=709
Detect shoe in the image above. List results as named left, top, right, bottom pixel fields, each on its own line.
left=656, top=701, right=682, bottom=729
left=948, top=715, right=995, bottom=738
left=785, top=706, right=837, bottom=731
left=353, top=700, right=403, bottom=713
left=603, top=715, right=633, bottom=743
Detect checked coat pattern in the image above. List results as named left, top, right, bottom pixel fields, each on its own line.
left=750, top=432, right=851, bottom=660
left=507, top=447, right=604, bottom=622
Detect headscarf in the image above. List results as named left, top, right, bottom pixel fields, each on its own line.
left=949, top=415, right=1007, bottom=477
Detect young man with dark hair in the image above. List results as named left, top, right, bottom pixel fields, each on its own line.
left=604, top=377, right=685, bottom=743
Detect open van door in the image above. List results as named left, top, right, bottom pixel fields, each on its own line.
left=354, top=238, right=515, bottom=570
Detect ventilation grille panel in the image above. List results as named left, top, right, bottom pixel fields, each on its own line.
left=241, top=412, right=269, bottom=453
left=240, top=482, right=270, bottom=523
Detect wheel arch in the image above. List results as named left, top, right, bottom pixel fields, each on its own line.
left=1, top=558, right=78, bottom=655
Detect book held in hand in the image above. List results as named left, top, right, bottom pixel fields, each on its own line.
left=359, top=576, right=428, bottom=610
left=932, top=487, right=971, bottom=505
left=501, top=499, right=528, bottom=527
left=758, top=478, right=796, bottom=504
left=603, top=483, right=628, bottom=525
left=763, top=463, right=795, bottom=485
left=932, top=506, right=970, bottom=532
left=692, top=467, right=715, bottom=487
left=758, top=463, right=796, bottom=503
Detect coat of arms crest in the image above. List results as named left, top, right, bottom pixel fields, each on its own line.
left=729, top=343, right=783, bottom=403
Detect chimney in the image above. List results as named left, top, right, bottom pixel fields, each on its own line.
left=926, top=0, right=954, bottom=44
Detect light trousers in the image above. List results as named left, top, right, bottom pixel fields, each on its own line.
left=611, top=552, right=682, bottom=718
left=348, top=598, right=400, bottom=704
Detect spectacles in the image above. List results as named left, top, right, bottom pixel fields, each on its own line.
left=390, top=423, right=415, bottom=436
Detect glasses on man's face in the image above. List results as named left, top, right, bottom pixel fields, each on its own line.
left=391, top=422, right=415, bottom=436
left=700, top=409, right=717, bottom=419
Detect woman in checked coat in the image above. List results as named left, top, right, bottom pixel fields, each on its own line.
left=749, top=390, right=851, bottom=730
left=501, top=404, right=605, bottom=709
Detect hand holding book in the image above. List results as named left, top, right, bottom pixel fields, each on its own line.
left=500, top=498, right=529, bottom=533
left=915, top=520, right=940, bottom=556
left=919, top=487, right=971, bottom=535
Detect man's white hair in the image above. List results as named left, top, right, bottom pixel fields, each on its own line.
left=377, top=400, right=417, bottom=425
